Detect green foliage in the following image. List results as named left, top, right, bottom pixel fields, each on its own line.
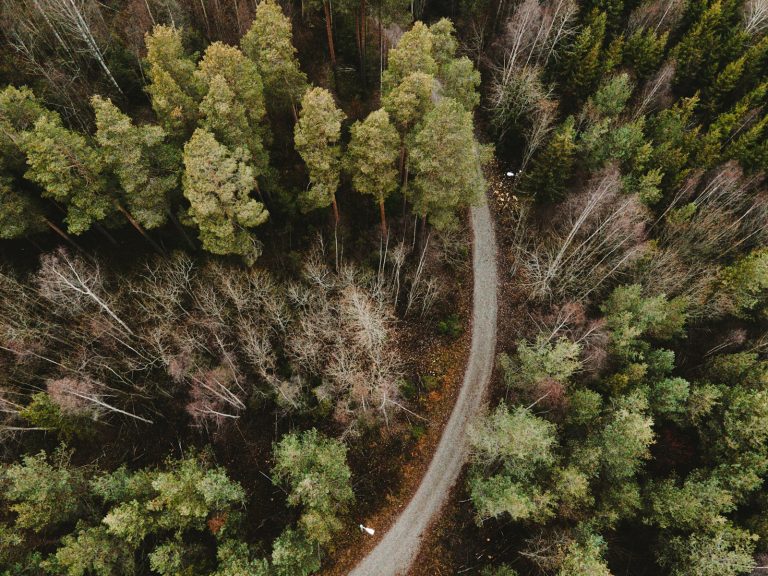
left=410, top=98, right=485, bottom=230
left=1, top=446, right=87, bottom=532
left=521, top=117, right=577, bottom=203
left=0, top=85, right=48, bottom=171
left=601, top=285, right=687, bottom=361
left=213, top=540, right=270, bottom=576
left=196, top=42, right=269, bottom=174
left=557, top=532, right=612, bottom=576
left=623, top=30, right=668, bottom=80
left=44, top=525, right=133, bottom=576
left=717, top=248, right=768, bottom=317
left=382, top=22, right=438, bottom=93
left=500, top=336, right=581, bottom=394
left=556, top=10, right=609, bottom=105
left=272, top=429, right=354, bottom=546
left=587, top=73, right=634, bottom=119
left=182, top=128, right=268, bottom=262
left=649, top=377, right=690, bottom=420
left=241, top=0, right=308, bottom=115
left=596, top=399, right=654, bottom=480
left=92, top=95, right=177, bottom=229
left=294, top=87, right=346, bottom=215
left=271, top=528, right=320, bottom=576
left=0, top=176, right=44, bottom=239
left=144, top=25, right=201, bottom=137
left=345, top=109, right=400, bottom=209
left=658, top=520, right=757, bottom=576
left=440, top=56, right=482, bottom=111
left=429, top=18, right=458, bottom=66
left=646, top=473, right=735, bottom=530
left=436, top=313, right=463, bottom=338
left=381, top=72, right=435, bottom=135
left=19, top=114, right=110, bottom=235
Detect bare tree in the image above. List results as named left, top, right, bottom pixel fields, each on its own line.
left=633, top=60, right=676, bottom=119
left=627, top=0, right=686, bottom=34
left=513, top=167, right=650, bottom=302
left=743, top=0, right=768, bottom=35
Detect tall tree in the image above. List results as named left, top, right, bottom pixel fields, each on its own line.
left=521, top=117, right=577, bottom=203
left=409, top=98, right=485, bottom=231
left=19, top=114, right=110, bottom=235
left=92, top=96, right=177, bottom=231
left=144, top=25, right=201, bottom=138
left=241, top=0, right=308, bottom=122
left=182, top=128, right=268, bottom=263
left=196, top=42, right=269, bottom=175
left=382, top=22, right=438, bottom=93
left=345, top=109, right=400, bottom=234
left=293, top=87, right=346, bottom=222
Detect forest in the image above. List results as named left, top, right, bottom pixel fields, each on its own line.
left=0, top=0, right=766, bottom=574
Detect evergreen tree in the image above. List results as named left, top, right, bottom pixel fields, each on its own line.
left=0, top=85, right=48, bottom=172
left=521, top=117, right=577, bottom=203
left=345, top=109, right=400, bottom=233
left=0, top=177, right=45, bottom=239
left=409, top=98, right=485, bottom=230
left=382, top=22, right=438, bottom=93
left=196, top=42, right=269, bottom=174
left=241, top=0, right=308, bottom=121
left=19, top=115, right=110, bottom=235
left=182, top=128, right=268, bottom=262
left=145, top=25, right=201, bottom=138
left=272, top=429, right=354, bottom=546
left=623, top=30, right=668, bottom=80
left=429, top=18, right=459, bottom=67
left=293, top=87, right=346, bottom=222
left=440, top=56, right=482, bottom=111
left=92, top=95, right=177, bottom=230
left=556, top=10, right=608, bottom=107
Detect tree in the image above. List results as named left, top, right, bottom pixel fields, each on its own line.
left=45, top=526, right=133, bottom=576
left=345, top=109, right=400, bottom=234
left=382, top=22, right=438, bottom=93
left=440, top=57, right=481, bottom=111
left=92, top=95, right=177, bottom=230
left=271, top=528, right=321, bottom=576
left=241, top=0, right=308, bottom=121
left=409, top=98, right=485, bottom=231
left=196, top=42, right=269, bottom=175
left=144, top=25, right=200, bottom=137
left=468, top=403, right=558, bottom=523
left=557, top=533, right=613, bottom=576
left=520, top=117, right=577, bottom=203
left=272, top=429, right=354, bottom=546
left=0, top=85, right=48, bottom=172
left=293, top=87, right=346, bottom=222
left=19, top=114, right=110, bottom=235
left=646, top=474, right=735, bottom=530
left=1, top=446, right=88, bottom=532
left=429, top=18, right=458, bottom=67
left=556, top=10, right=608, bottom=106
left=182, top=128, right=269, bottom=262
left=0, top=177, right=45, bottom=239
left=596, top=400, right=654, bottom=480
left=499, top=336, right=582, bottom=393
left=658, top=521, right=757, bottom=576
left=716, top=247, right=768, bottom=317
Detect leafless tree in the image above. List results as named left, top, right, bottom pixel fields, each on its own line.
left=513, top=167, right=650, bottom=302
left=627, top=0, right=686, bottom=34
left=633, top=60, right=676, bottom=119
left=743, top=0, right=768, bottom=35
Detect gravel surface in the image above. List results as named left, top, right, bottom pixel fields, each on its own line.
left=349, top=201, right=498, bottom=576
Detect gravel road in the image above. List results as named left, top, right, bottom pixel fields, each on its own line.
left=349, top=201, right=498, bottom=576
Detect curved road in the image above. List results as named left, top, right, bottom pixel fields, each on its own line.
left=350, top=201, right=498, bottom=576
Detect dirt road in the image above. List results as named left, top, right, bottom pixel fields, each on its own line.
left=349, top=201, right=498, bottom=576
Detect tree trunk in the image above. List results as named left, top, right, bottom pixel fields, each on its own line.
left=379, top=196, right=387, bottom=236
left=331, top=195, right=340, bottom=225
left=167, top=208, right=196, bottom=250
left=323, top=0, right=337, bottom=67
left=115, top=203, right=165, bottom=255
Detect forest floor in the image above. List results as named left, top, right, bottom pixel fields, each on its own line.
left=324, top=197, right=499, bottom=576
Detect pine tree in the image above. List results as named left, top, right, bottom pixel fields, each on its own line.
left=382, top=22, right=438, bottom=93
left=92, top=95, right=177, bottom=230
left=345, top=109, right=400, bottom=233
left=182, top=128, right=268, bottom=262
left=521, top=117, right=577, bottom=203
left=556, top=10, right=608, bottom=107
left=0, top=177, right=45, bottom=239
left=409, top=98, right=485, bottom=231
left=0, top=85, right=48, bottom=172
left=622, top=30, right=668, bottom=80
left=381, top=72, right=435, bottom=135
left=429, top=18, right=458, bottom=67
left=20, top=114, right=110, bottom=235
left=241, top=0, right=308, bottom=121
left=293, top=87, right=346, bottom=221
left=145, top=25, right=201, bottom=138
left=440, top=56, right=481, bottom=111
left=196, top=42, right=269, bottom=174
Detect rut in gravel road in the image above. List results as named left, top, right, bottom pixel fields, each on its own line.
left=349, top=200, right=498, bottom=576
